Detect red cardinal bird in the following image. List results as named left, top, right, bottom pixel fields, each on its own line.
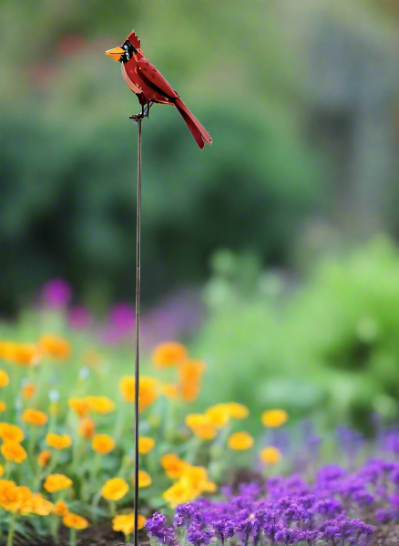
left=106, top=30, right=212, bottom=149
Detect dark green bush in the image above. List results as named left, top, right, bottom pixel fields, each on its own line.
left=0, top=104, right=322, bottom=312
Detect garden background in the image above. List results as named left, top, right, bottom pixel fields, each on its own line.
left=2, top=0, right=399, bottom=436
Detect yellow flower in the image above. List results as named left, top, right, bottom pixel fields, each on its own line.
left=44, top=474, right=73, bottom=493
left=1, top=441, right=27, bottom=463
left=38, top=450, right=51, bottom=467
left=68, top=397, right=89, bottom=418
left=259, top=446, right=282, bottom=465
left=101, top=478, right=129, bottom=501
left=139, top=437, right=155, bottom=455
left=228, top=432, right=254, bottom=450
left=78, top=417, right=95, bottom=439
left=205, top=404, right=230, bottom=429
left=63, top=513, right=89, bottom=530
left=21, top=408, right=48, bottom=427
left=82, top=349, right=103, bottom=368
left=185, top=414, right=216, bottom=440
left=225, top=402, right=249, bottom=419
left=119, top=376, right=158, bottom=410
left=0, top=402, right=6, bottom=413
left=0, top=481, right=23, bottom=512
left=161, top=383, right=179, bottom=399
left=92, top=434, right=115, bottom=455
left=85, top=396, right=115, bottom=414
left=0, top=464, right=3, bottom=477
left=0, top=370, right=9, bottom=388
left=161, top=454, right=190, bottom=479
left=53, top=499, right=69, bottom=516
left=39, top=334, right=71, bottom=360
left=0, top=423, right=24, bottom=443
left=0, top=343, right=41, bottom=367
left=162, top=480, right=198, bottom=508
left=32, top=493, right=53, bottom=516
left=152, top=342, right=188, bottom=367
left=132, top=470, right=152, bottom=488
left=182, top=466, right=216, bottom=493
left=46, top=433, right=72, bottom=450
left=113, top=513, right=146, bottom=535
left=22, top=383, right=36, bottom=399
left=178, top=360, right=206, bottom=402
left=261, top=409, right=288, bottom=428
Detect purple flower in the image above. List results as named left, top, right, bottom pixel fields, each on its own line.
left=68, top=305, right=91, bottom=330
left=41, top=278, right=72, bottom=308
left=109, top=302, right=135, bottom=333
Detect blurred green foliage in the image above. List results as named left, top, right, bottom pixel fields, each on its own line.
left=0, top=0, right=325, bottom=312
left=195, top=238, right=399, bottom=432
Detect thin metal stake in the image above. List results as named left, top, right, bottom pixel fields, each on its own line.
left=133, top=118, right=142, bottom=546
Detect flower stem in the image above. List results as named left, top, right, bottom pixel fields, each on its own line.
left=70, top=528, right=77, bottom=546
left=7, top=513, right=17, bottom=546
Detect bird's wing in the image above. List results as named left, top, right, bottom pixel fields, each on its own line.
left=136, top=59, right=180, bottom=100
left=121, top=63, right=143, bottom=94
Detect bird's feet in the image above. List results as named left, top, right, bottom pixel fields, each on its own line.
left=129, top=112, right=145, bottom=123
left=129, top=103, right=152, bottom=123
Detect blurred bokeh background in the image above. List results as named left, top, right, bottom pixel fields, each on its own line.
left=2, top=0, right=399, bottom=432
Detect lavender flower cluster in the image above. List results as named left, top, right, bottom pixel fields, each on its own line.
left=144, top=455, right=399, bottom=546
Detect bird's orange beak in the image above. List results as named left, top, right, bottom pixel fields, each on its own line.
left=105, top=46, right=125, bottom=62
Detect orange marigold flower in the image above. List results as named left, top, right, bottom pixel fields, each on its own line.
left=132, top=470, right=152, bottom=488
left=68, top=397, right=89, bottom=418
left=39, top=334, right=71, bottom=360
left=0, top=402, right=6, bottom=413
left=160, top=383, right=179, bottom=399
left=152, top=342, right=188, bottom=367
left=38, top=450, right=51, bottom=467
left=0, top=480, right=23, bottom=512
left=44, top=474, right=73, bottom=493
left=63, top=512, right=89, bottom=530
left=0, top=423, right=24, bottom=443
left=119, top=376, right=158, bottom=410
left=22, top=383, right=36, bottom=400
left=0, top=370, right=9, bottom=388
left=92, top=434, right=115, bottom=454
left=18, top=486, right=34, bottom=515
left=22, top=408, right=48, bottom=427
left=179, top=360, right=206, bottom=402
left=185, top=414, right=216, bottom=440
left=112, top=513, right=146, bottom=535
left=1, top=442, right=27, bottom=464
left=225, top=402, right=249, bottom=419
left=228, top=432, right=254, bottom=450
left=161, top=454, right=190, bottom=479
left=0, top=343, right=41, bottom=367
left=261, top=409, right=288, bottom=428
left=0, top=464, right=3, bottom=477
left=85, top=396, right=115, bottom=414
left=259, top=446, right=282, bottom=465
left=78, top=417, right=95, bottom=439
left=101, top=478, right=129, bottom=501
left=138, top=437, right=155, bottom=455
left=53, top=499, right=69, bottom=516
left=32, top=493, right=53, bottom=516
left=46, top=433, right=72, bottom=450
left=205, top=404, right=230, bottom=429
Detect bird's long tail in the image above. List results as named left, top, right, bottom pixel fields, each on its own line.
left=174, top=98, right=212, bottom=149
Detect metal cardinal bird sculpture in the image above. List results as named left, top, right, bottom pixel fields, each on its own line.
left=106, top=30, right=212, bottom=148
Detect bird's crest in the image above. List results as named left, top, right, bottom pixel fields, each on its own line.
left=127, top=30, right=141, bottom=50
